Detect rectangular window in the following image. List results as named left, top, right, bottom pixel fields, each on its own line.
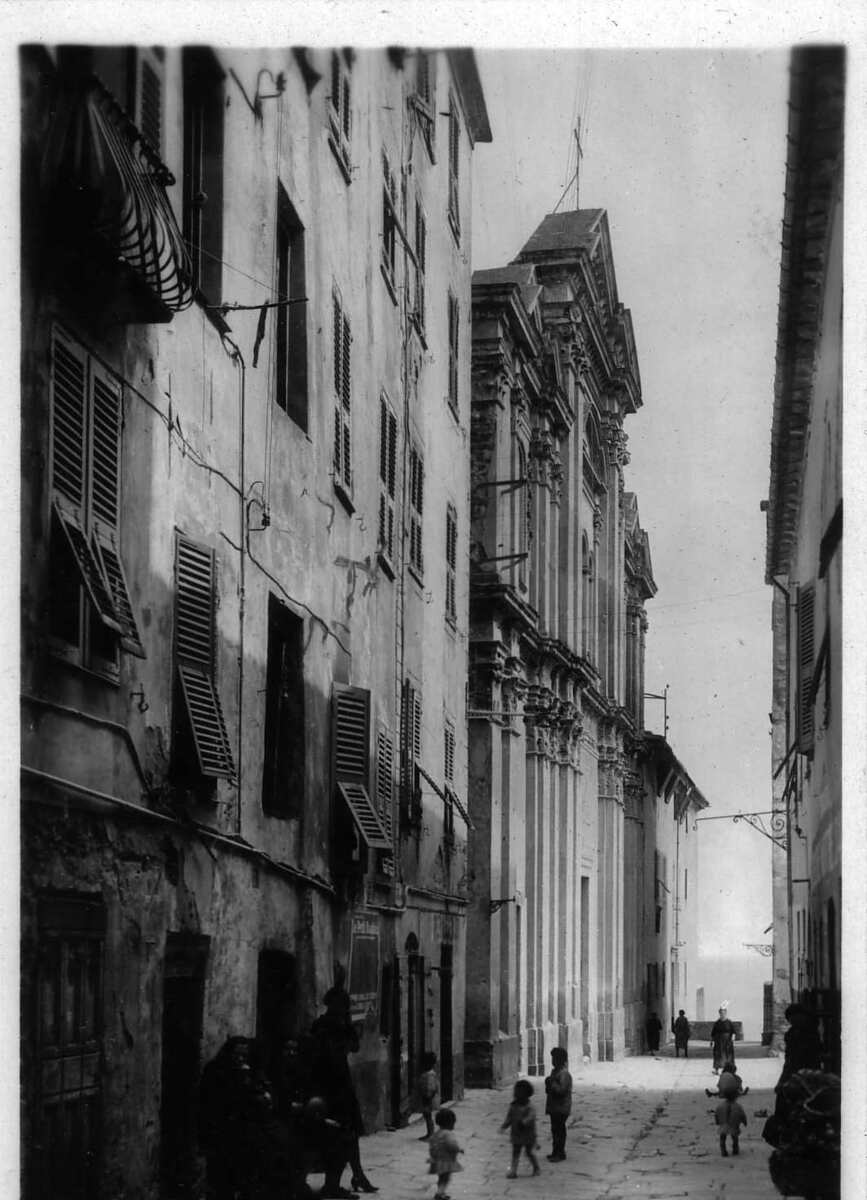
left=797, top=581, right=816, bottom=755
left=173, top=533, right=235, bottom=784
left=332, top=288, right=353, bottom=501
left=378, top=394, right=398, bottom=572
left=381, top=152, right=398, bottom=294
left=447, top=95, right=460, bottom=240
left=415, top=50, right=436, bottom=161
left=33, top=895, right=105, bottom=1200
left=262, top=595, right=305, bottom=817
left=400, top=679, right=423, bottom=824
left=328, top=51, right=352, bottom=182
left=49, top=328, right=144, bottom=671
left=447, top=291, right=459, bottom=414
left=414, top=197, right=426, bottom=334
left=182, top=47, right=224, bottom=304
left=408, top=444, right=424, bottom=579
left=275, top=187, right=308, bottom=430
left=332, top=685, right=389, bottom=849
left=445, top=504, right=457, bottom=624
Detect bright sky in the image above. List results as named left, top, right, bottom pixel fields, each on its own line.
left=471, top=48, right=787, bottom=955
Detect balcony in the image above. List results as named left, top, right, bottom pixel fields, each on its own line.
left=41, top=72, right=193, bottom=322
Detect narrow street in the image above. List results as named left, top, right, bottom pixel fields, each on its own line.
left=352, top=1044, right=780, bottom=1200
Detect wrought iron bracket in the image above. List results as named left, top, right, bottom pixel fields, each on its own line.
left=693, top=810, right=787, bottom=850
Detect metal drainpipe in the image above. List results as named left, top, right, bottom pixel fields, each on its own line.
left=773, top=576, right=795, bottom=1003
left=225, top=339, right=247, bottom=837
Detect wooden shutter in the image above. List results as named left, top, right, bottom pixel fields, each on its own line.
left=376, top=729, right=395, bottom=840
left=798, top=582, right=816, bottom=754
left=446, top=504, right=457, bottom=620
left=332, top=292, right=352, bottom=490
left=136, top=47, right=164, bottom=153
left=409, top=446, right=424, bottom=575
left=175, top=535, right=234, bottom=778
left=448, top=293, right=459, bottom=408
left=415, top=202, right=426, bottom=326
left=175, top=537, right=215, bottom=666
left=333, top=684, right=370, bottom=783
left=448, top=98, right=460, bottom=231
left=51, top=331, right=87, bottom=511
left=333, top=686, right=386, bottom=846
left=444, top=721, right=455, bottom=784
left=378, top=396, right=397, bottom=563
left=89, top=359, right=144, bottom=655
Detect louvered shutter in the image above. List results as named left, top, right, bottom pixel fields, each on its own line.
left=332, top=686, right=387, bottom=847
left=447, top=100, right=460, bottom=231
left=136, top=47, right=164, bottom=154
left=444, top=722, right=455, bottom=784
left=376, top=730, right=395, bottom=871
left=51, top=333, right=120, bottom=630
left=378, top=397, right=396, bottom=563
left=446, top=505, right=457, bottom=621
left=798, top=582, right=816, bottom=754
left=51, top=332, right=87, bottom=512
left=341, top=314, right=352, bottom=486
left=448, top=294, right=459, bottom=408
left=415, top=203, right=426, bottom=327
left=175, top=536, right=234, bottom=778
left=90, top=360, right=145, bottom=655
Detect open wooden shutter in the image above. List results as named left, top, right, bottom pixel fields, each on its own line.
left=378, top=396, right=397, bottom=562
left=90, top=358, right=144, bottom=654
left=51, top=330, right=87, bottom=511
left=175, top=536, right=234, bottom=778
left=798, top=582, right=816, bottom=754
left=135, top=47, right=164, bottom=154
left=333, top=685, right=387, bottom=847
left=52, top=500, right=121, bottom=631
left=376, top=729, right=395, bottom=843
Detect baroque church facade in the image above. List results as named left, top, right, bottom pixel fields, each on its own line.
left=465, top=211, right=706, bottom=1083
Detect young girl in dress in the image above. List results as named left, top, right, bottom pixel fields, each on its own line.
left=501, top=1079, right=541, bottom=1178
left=427, top=1107, right=463, bottom=1200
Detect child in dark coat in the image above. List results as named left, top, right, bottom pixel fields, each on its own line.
left=544, top=1048, right=573, bottom=1162
left=715, top=1095, right=747, bottom=1156
left=501, top=1079, right=540, bottom=1178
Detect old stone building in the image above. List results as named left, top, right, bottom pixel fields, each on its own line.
left=464, top=211, right=708, bottom=1081
left=765, top=46, right=843, bottom=1070
left=20, top=43, right=489, bottom=1197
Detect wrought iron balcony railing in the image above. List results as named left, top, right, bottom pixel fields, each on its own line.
left=41, top=73, right=193, bottom=319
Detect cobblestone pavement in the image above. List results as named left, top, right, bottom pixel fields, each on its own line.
left=345, top=1043, right=782, bottom=1200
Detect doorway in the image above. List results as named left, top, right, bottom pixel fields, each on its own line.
left=160, top=933, right=209, bottom=1197
left=439, top=944, right=454, bottom=1101
left=256, top=949, right=298, bottom=1082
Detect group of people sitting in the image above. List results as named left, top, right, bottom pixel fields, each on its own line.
left=198, top=987, right=377, bottom=1200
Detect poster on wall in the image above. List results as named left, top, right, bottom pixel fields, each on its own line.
left=348, top=914, right=380, bottom=1020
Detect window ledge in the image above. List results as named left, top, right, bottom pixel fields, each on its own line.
left=333, top=478, right=355, bottom=515
left=328, top=133, right=353, bottom=185
left=380, top=261, right=398, bottom=306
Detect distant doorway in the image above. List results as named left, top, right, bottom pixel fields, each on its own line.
left=439, top=944, right=454, bottom=1101
left=406, top=936, right=425, bottom=1112
left=160, top=933, right=208, bottom=1197
left=256, top=949, right=298, bottom=1080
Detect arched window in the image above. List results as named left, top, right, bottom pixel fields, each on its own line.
left=585, top=408, right=606, bottom=485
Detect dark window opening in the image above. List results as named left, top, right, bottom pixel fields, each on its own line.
left=256, top=949, right=298, bottom=1083
left=182, top=47, right=224, bottom=304
left=262, top=595, right=305, bottom=818
left=275, top=187, right=308, bottom=430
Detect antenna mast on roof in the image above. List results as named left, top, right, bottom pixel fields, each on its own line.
left=574, top=117, right=584, bottom=210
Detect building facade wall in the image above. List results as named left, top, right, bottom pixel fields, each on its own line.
left=766, top=47, right=843, bottom=1070
left=20, top=43, right=489, bottom=1198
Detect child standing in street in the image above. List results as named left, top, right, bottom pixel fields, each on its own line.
left=501, top=1079, right=540, bottom=1178
left=417, top=1051, right=440, bottom=1140
left=427, top=1107, right=462, bottom=1200
left=544, top=1047, right=573, bottom=1162
left=715, top=1095, right=747, bottom=1157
